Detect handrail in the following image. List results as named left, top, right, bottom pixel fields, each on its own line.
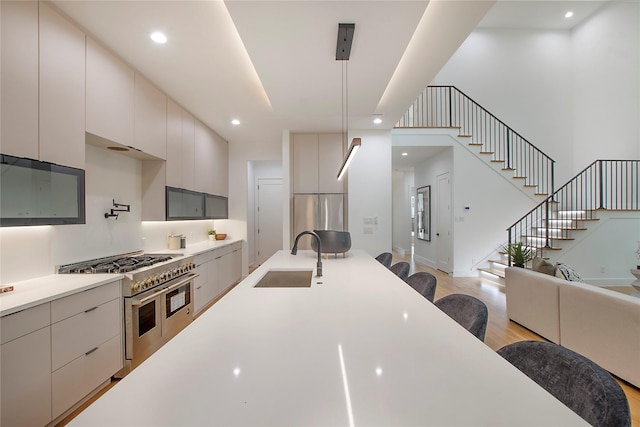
left=396, top=85, right=555, bottom=196
left=506, top=160, right=640, bottom=265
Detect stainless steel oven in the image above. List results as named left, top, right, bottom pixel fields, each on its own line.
left=125, top=271, right=197, bottom=374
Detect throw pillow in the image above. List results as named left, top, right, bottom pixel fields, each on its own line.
left=555, top=262, right=584, bottom=282
left=532, top=257, right=556, bottom=276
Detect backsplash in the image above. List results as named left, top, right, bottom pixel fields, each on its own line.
left=0, top=144, right=231, bottom=285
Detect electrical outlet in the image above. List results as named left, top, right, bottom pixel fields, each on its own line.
left=363, top=227, right=374, bottom=234
left=600, top=266, right=606, bottom=273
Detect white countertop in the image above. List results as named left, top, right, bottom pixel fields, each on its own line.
left=0, top=274, right=123, bottom=317
left=0, top=239, right=241, bottom=317
left=150, top=237, right=242, bottom=257
left=70, top=250, right=587, bottom=426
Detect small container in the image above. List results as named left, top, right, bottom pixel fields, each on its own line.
left=168, top=235, right=181, bottom=250
left=180, top=236, right=186, bottom=248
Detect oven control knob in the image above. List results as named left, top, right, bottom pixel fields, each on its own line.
left=132, top=282, right=140, bottom=292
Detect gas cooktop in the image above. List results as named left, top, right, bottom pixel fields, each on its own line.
left=58, top=253, right=173, bottom=274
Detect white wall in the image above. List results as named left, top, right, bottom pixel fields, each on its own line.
left=552, top=212, right=640, bottom=286
left=0, top=144, right=238, bottom=284
left=227, top=131, right=282, bottom=275
left=432, top=28, right=574, bottom=183
left=392, top=170, right=413, bottom=256
left=572, top=1, right=640, bottom=166
left=1, top=144, right=142, bottom=283
left=412, top=147, right=453, bottom=269
left=396, top=129, right=538, bottom=276
left=347, top=130, right=393, bottom=257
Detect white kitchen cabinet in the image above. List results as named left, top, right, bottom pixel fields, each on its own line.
left=134, top=73, right=167, bottom=160
left=194, top=119, right=216, bottom=194
left=1, top=304, right=52, bottom=427
left=0, top=1, right=85, bottom=169
left=86, top=37, right=135, bottom=148
left=292, top=134, right=319, bottom=193
left=292, top=133, right=344, bottom=194
left=166, top=99, right=183, bottom=188
left=38, top=1, right=85, bottom=169
left=318, top=133, right=344, bottom=193
left=193, top=251, right=216, bottom=314
left=182, top=110, right=196, bottom=190
left=216, top=242, right=242, bottom=293
left=50, top=280, right=123, bottom=419
left=0, top=0, right=39, bottom=159
left=212, top=132, right=229, bottom=197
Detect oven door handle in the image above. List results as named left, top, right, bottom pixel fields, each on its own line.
left=131, top=288, right=167, bottom=306
left=163, top=273, right=199, bottom=293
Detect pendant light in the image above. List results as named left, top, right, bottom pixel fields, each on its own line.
left=336, top=23, right=360, bottom=181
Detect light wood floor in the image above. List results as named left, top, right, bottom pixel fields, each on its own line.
left=392, top=250, right=640, bottom=426
left=60, top=252, right=640, bottom=426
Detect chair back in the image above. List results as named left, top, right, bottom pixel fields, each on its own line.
left=497, top=340, right=631, bottom=427
left=389, top=261, right=410, bottom=281
left=405, top=272, right=437, bottom=302
left=375, top=252, right=393, bottom=268
left=434, top=294, right=488, bottom=341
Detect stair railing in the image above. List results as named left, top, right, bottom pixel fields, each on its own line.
left=396, top=85, right=555, bottom=196
left=507, top=160, right=640, bottom=265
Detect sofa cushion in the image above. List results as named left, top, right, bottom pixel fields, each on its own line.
left=559, top=281, right=640, bottom=389
left=505, top=267, right=561, bottom=344
left=532, top=257, right=556, bottom=276
left=555, top=262, right=584, bottom=282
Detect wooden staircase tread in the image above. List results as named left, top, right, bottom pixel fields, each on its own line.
left=479, top=151, right=495, bottom=155
left=502, top=167, right=516, bottom=171
left=468, top=142, right=483, bottom=146
left=490, top=159, right=505, bottom=163
left=524, top=235, right=575, bottom=241
left=478, top=267, right=505, bottom=279
left=458, top=134, right=473, bottom=138
left=512, top=176, right=527, bottom=180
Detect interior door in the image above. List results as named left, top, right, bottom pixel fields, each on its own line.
left=436, top=173, right=452, bottom=273
left=256, top=178, right=283, bottom=265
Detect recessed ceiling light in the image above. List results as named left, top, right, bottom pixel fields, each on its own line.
left=231, top=119, right=240, bottom=125
left=373, top=118, right=382, bottom=124
left=402, top=152, right=408, bottom=156
left=150, top=32, right=167, bottom=44
left=564, top=11, right=574, bottom=19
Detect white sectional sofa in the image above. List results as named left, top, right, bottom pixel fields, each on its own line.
left=505, top=267, right=640, bottom=388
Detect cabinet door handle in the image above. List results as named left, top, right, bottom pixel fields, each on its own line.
left=196, top=286, right=202, bottom=290
left=85, top=347, right=99, bottom=356
left=84, top=306, right=98, bottom=313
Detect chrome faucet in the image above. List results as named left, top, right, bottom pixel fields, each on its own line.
left=291, top=231, right=323, bottom=277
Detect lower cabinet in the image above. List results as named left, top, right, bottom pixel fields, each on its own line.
left=50, top=283, right=122, bottom=419
left=193, top=242, right=242, bottom=315
left=194, top=251, right=215, bottom=314
left=0, top=280, right=123, bottom=426
left=1, top=304, right=52, bottom=427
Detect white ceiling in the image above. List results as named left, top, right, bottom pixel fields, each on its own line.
left=51, top=0, right=607, bottom=169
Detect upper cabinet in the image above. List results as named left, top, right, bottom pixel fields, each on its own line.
left=142, top=102, right=228, bottom=220
left=195, top=120, right=228, bottom=197
left=39, top=2, right=85, bottom=170
left=134, top=74, right=167, bottom=160
left=181, top=110, right=196, bottom=189
left=0, top=1, right=85, bottom=169
left=194, top=119, right=215, bottom=194
left=1, top=0, right=39, bottom=160
left=318, top=134, right=344, bottom=193
left=165, top=99, right=183, bottom=188
left=292, top=133, right=344, bottom=194
left=86, top=37, right=135, bottom=149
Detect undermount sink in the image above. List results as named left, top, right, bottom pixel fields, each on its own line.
left=254, top=269, right=313, bottom=288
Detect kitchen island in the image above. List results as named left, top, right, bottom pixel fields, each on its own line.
left=69, top=250, right=587, bottom=426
